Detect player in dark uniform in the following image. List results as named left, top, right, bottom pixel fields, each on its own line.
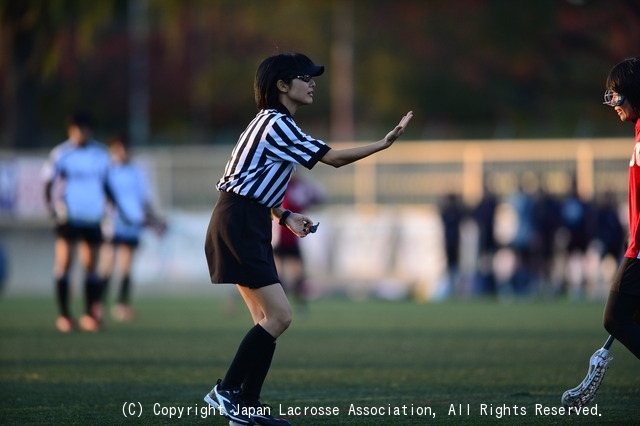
left=602, top=57, right=640, bottom=360
left=202, top=52, right=412, bottom=426
left=42, top=112, right=111, bottom=332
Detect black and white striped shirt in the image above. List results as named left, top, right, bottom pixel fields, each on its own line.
left=217, top=109, right=330, bottom=208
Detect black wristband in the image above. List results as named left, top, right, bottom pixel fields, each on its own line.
left=279, top=210, right=292, bottom=226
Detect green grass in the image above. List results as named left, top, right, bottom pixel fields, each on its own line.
left=1, top=296, right=638, bottom=425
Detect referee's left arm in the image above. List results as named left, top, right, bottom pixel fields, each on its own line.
left=319, top=111, right=413, bottom=168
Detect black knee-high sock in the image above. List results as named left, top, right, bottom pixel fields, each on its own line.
left=118, top=274, right=131, bottom=304
left=84, top=272, right=101, bottom=315
left=99, top=275, right=111, bottom=303
left=55, top=275, right=71, bottom=318
left=221, top=324, right=276, bottom=391
left=293, top=278, right=306, bottom=306
left=242, top=339, right=276, bottom=406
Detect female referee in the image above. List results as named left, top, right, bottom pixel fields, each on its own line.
left=203, top=52, right=412, bottom=426
left=602, top=57, right=640, bottom=360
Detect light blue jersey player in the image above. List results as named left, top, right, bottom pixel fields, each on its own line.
left=99, top=134, right=165, bottom=322
left=106, top=139, right=151, bottom=245
left=42, top=112, right=111, bottom=332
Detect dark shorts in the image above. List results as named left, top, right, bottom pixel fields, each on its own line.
left=610, top=257, right=640, bottom=296
left=205, top=191, right=279, bottom=288
left=55, top=222, right=103, bottom=244
left=110, top=235, right=140, bottom=248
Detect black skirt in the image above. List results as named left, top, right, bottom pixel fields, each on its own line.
left=205, top=191, right=280, bottom=288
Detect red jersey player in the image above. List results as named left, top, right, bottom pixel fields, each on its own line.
left=273, top=173, right=325, bottom=310
left=602, top=57, right=640, bottom=360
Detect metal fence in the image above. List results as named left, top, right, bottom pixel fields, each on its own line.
left=1, top=137, right=631, bottom=218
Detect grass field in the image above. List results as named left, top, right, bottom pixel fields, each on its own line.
left=1, top=296, right=638, bottom=425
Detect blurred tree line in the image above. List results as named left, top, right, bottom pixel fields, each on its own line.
left=1, top=0, right=639, bottom=148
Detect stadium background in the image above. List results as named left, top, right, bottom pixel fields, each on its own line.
left=2, top=3, right=640, bottom=424
left=1, top=1, right=639, bottom=299
left=0, top=137, right=632, bottom=301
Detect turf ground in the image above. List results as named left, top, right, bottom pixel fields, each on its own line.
left=1, top=296, right=638, bottom=425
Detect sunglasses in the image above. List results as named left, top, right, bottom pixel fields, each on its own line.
left=603, top=89, right=626, bottom=107
left=293, top=75, right=313, bottom=83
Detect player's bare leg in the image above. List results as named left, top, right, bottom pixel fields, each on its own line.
left=111, top=244, right=136, bottom=321
left=77, top=240, right=102, bottom=331
left=237, top=284, right=292, bottom=338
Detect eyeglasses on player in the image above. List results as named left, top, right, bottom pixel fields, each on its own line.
left=603, top=89, right=626, bottom=107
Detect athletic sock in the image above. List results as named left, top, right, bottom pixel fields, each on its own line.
left=84, top=272, right=101, bottom=315
left=55, top=275, right=71, bottom=318
left=242, top=339, right=276, bottom=406
left=119, top=274, right=131, bottom=304
left=293, top=278, right=307, bottom=307
left=98, top=275, right=111, bottom=303
left=221, top=324, right=276, bottom=391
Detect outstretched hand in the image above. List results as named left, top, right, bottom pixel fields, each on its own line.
left=384, top=111, right=413, bottom=145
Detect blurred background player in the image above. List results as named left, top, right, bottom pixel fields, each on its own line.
left=471, top=179, right=499, bottom=297
left=99, top=134, right=166, bottom=322
left=42, top=111, right=111, bottom=332
left=438, top=192, right=466, bottom=298
left=273, top=173, right=325, bottom=312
